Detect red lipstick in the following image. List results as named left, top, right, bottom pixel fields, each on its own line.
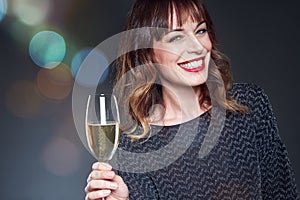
left=177, top=57, right=205, bottom=72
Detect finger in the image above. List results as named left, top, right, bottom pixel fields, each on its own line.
left=113, top=174, right=125, bottom=185
left=85, top=180, right=118, bottom=192
left=85, top=190, right=111, bottom=200
left=111, top=175, right=129, bottom=197
left=87, top=170, right=115, bottom=182
left=92, top=162, right=112, bottom=170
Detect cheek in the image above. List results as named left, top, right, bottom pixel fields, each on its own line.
left=200, top=36, right=212, bottom=51
left=154, top=49, right=179, bottom=65
left=205, top=38, right=212, bottom=51
left=153, top=49, right=164, bottom=63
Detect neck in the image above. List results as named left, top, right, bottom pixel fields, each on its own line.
left=157, top=84, right=206, bottom=126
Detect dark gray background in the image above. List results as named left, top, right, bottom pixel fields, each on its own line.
left=0, top=0, right=299, bottom=199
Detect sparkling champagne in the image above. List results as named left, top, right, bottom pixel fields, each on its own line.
left=86, top=122, right=120, bottom=161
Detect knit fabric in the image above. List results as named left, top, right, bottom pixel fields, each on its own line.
left=115, top=83, right=299, bottom=199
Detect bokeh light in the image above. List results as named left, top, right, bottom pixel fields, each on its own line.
left=36, top=63, right=74, bottom=100
left=42, top=137, right=81, bottom=176
left=29, top=30, right=66, bottom=69
left=71, top=47, right=92, bottom=78
left=5, top=80, right=43, bottom=119
left=11, top=0, right=50, bottom=26
left=73, top=48, right=109, bottom=86
left=0, top=0, right=7, bottom=22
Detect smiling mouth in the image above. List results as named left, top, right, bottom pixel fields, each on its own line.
left=177, top=57, right=205, bottom=72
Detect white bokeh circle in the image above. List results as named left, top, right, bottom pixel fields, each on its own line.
left=72, top=27, right=226, bottom=173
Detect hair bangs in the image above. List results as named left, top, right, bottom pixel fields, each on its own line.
left=169, top=0, right=204, bottom=28
left=151, top=0, right=205, bottom=40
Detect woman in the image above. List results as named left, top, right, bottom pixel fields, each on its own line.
left=85, top=0, right=298, bottom=199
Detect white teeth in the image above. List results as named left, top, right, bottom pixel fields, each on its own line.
left=179, top=60, right=203, bottom=69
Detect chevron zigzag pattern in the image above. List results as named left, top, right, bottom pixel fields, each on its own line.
left=115, top=83, right=299, bottom=199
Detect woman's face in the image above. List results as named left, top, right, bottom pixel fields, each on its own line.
left=153, top=16, right=212, bottom=89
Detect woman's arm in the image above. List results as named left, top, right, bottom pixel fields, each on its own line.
left=252, top=85, right=299, bottom=199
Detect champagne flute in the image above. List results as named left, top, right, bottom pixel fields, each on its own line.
left=85, top=93, right=120, bottom=174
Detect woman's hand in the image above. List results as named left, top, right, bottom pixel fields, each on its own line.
left=85, top=162, right=129, bottom=200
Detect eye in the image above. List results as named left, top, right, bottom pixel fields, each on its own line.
left=168, top=35, right=183, bottom=43
left=195, top=28, right=208, bottom=35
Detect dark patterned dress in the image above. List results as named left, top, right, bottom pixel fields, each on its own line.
left=115, top=83, right=299, bottom=199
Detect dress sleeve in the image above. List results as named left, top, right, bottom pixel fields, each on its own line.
left=251, top=85, right=299, bottom=199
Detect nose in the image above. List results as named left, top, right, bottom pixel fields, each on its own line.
left=186, top=35, right=204, bottom=54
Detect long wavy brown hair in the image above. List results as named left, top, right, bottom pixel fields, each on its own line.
left=114, top=0, right=247, bottom=140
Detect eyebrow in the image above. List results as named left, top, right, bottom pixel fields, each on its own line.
left=167, top=20, right=206, bottom=34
